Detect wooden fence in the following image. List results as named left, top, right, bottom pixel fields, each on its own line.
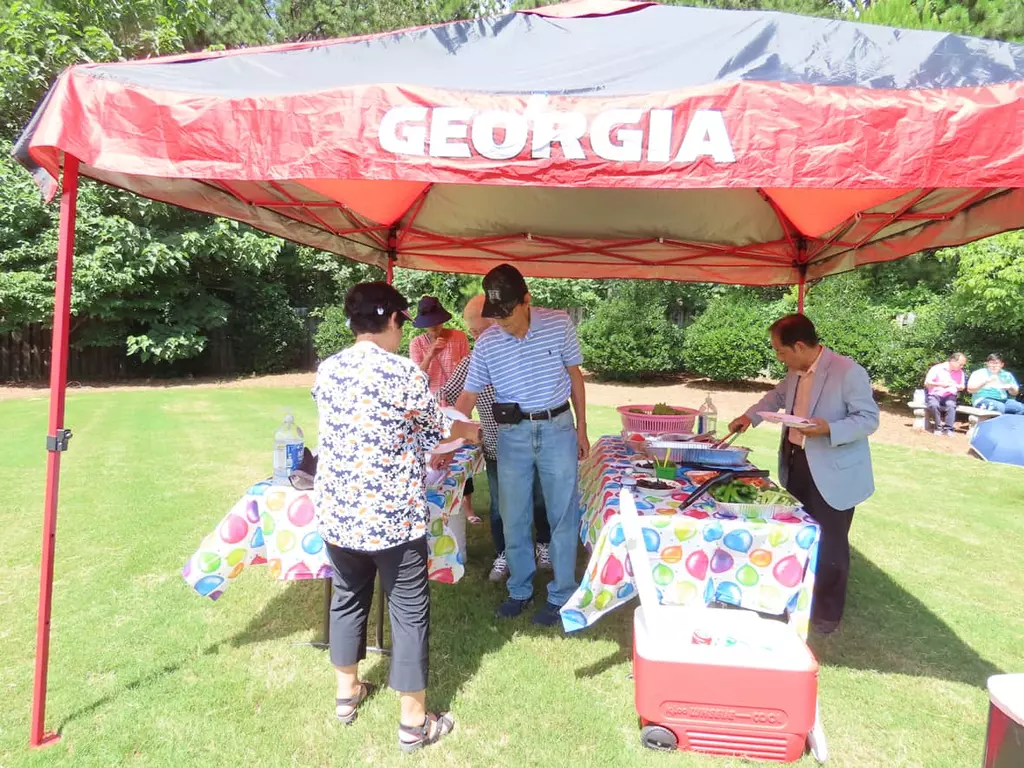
left=2, top=307, right=687, bottom=382
left=1, top=321, right=318, bottom=383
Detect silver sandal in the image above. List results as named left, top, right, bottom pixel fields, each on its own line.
left=335, top=682, right=374, bottom=725
left=398, top=711, right=455, bottom=752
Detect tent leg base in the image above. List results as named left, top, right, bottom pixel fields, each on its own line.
left=291, top=641, right=330, bottom=650
left=31, top=732, right=61, bottom=749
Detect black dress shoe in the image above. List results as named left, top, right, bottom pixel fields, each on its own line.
left=495, top=596, right=533, bottom=619
left=531, top=602, right=563, bottom=627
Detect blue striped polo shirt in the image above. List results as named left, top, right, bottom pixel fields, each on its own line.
left=464, top=308, right=583, bottom=412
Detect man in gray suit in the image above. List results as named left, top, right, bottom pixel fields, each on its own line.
left=730, top=314, right=879, bottom=635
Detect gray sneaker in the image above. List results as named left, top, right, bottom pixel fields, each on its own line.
left=535, top=542, right=552, bottom=570
left=488, top=552, right=509, bottom=582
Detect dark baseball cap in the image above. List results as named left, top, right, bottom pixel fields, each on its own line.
left=481, top=264, right=529, bottom=319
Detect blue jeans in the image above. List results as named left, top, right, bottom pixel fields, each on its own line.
left=497, top=409, right=580, bottom=606
left=976, top=398, right=1024, bottom=415
left=484, top=457, right=550, bottom=556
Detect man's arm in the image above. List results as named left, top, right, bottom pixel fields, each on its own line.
left=440, top=358, right=469, bottom=407
left=729, top=379, right=788, bottom=433
left=967, top=370, right=986, bottom=394
left=744, top=380, right=788, bottom=424
left=457, top=340, right=491, bottom=418
left=1007, top=373, right=1020, bottom=398
left=568, top=365, right=589, bottom=460
left=454, top=390, right=478, bottom=419
left=827, top=364, right=880, bottom=446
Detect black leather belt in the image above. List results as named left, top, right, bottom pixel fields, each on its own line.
left=523, top=402, right=571, bottom=421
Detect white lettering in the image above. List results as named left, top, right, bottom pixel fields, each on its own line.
left=531, top=111, right=587, bottom=160
left=471, top=111, right=529, bottom=160
left=377, top=105, right=736, bottom=165
left=674, top=109, right=735, bottom=164
left=590, top=109, right=644, bottom=162
left=379, top=106, right=428, bottom=156
left=646, top=109, right=674, bottom=163
left=429, top=107, right=473, bottom=158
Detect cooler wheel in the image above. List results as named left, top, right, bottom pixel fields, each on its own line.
left=640, top=724, right=678, bottom=752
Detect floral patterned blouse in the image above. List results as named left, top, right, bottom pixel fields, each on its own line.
left=312, top=341, right=452, bottom=551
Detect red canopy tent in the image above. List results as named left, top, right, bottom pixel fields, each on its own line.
left=15, top=0, right=1024, bottom=747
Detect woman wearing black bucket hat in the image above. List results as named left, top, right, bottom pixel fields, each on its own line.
left=409, top=296, right=470, bottom=400
left=410, top=295, right=477, bottom=521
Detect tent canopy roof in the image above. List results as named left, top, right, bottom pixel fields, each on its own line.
left=15, top=0, right=1024, bottom=284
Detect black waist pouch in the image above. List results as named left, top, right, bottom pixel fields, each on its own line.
left=493, top=402, right=524, bottom=425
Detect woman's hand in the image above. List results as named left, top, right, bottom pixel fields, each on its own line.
left=451, top=420, right=482, bottom=444
left=430, top=452, right=455, bottom=471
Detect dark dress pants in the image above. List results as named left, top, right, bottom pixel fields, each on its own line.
left=783, top=443, right=855, bottom=623
left=324, top=537, right=429, bottom=692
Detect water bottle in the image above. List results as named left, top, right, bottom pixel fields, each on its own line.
left=273, top=413, right=304, bottom=485
left=698, top=394, right=718, bottom=435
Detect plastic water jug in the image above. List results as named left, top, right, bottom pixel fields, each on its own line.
left=273, top=413, right=304, bottom=485
left=698, top=394, right=718, bottom=435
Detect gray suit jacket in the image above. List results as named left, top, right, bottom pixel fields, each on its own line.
left=745, top=348, right=880, bottom=511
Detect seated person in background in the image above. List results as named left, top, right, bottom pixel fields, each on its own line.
left=924, top=352, right=967, bottom=437
left=968, top=354, right=1023, bottom=415
left=409, top=296, right=470, bottom=401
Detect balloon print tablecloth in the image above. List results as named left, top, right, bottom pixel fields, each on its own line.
left=183, top=447, right=483, bottom=600
left=560, top=437, right=820, bottom=638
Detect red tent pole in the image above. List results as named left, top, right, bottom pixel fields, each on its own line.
left=30, top=154, right=80, bottom=749
left=797, top=274, right=806, bottom=313
left=386, top=256, right=394, bottom=285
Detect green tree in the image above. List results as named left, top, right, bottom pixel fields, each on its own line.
left=275, top=0, right=503, bottom=41
left=579, top=281, right=688, bottom=381
left=852, top=0, right=1024, bottom=42
left=0, top=0, right=211, bottom=133
left=681, top=290, right=782, bottom=381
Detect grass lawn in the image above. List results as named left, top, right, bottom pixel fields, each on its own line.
left=1, top=386, right=1022, bottom=767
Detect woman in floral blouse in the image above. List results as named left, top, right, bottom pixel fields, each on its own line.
left=312, top=281, right=478, bottom=753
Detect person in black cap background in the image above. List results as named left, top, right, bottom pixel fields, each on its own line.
left=455, top=264, right=589, bottom=626
left=409, top=296, right=470, bottom=401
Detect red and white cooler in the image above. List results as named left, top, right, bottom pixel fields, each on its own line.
left=633, top=606, right=819, bottom=762
left=619, top=483, right=825, bottom=763
left=984, top=674, right=1024, bottom=768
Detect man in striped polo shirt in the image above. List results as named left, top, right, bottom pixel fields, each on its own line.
left=455, top=264, right=589, bottom=625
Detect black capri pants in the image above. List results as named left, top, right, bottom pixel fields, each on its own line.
left=324, top=537, right=430, bottom=693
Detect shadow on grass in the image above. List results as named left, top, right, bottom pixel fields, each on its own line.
left=566, top=547, right=1002, bottom=690
left=55, top=662, right=186, bottom=731
left=809, top=548, right=1003, bottom=687
left=55, top=581, right=330, bottom=731
left=57, top=524, right=516, bottom=730
left=207, top=556, right=516, bottom=713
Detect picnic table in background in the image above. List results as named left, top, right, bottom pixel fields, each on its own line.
left=183, top=447, right=484, bottom=600
left=560, top=437, right=820, bottom=638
